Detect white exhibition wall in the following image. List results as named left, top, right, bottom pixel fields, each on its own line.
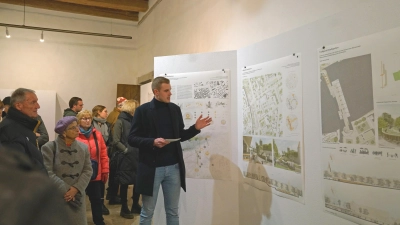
left=137, top=0, right=376, bottom=77
left=0, top=89, right=56, bottom=140
left=154, top=1, right=400, bottom=225
left=140, top=82, right=153, bottom=105
left=0, top=3, right=138, bottom=122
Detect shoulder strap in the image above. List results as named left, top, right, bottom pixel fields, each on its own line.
left=52, top=141, right=56, bottom=167
left=93, top=131, right=100, bottom=161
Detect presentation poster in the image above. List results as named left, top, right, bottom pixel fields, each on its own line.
left=241, top=54, right=304, bottom=203
left=163, top=70, right=232, bottom=180
left=318, top=27, right=400, bottom=224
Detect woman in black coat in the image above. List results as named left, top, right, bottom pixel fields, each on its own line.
left=112, top=100, right=141, bottom=219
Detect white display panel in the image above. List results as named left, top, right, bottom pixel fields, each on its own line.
left=164, top=69, right=232, bottom=180
left=140, top=82, right=153, bottom=105
left=154, top=51, right=238, bottom=225
left=318, top=27, right=400, bottom=225
left=241, top=54, right=304, bottom=203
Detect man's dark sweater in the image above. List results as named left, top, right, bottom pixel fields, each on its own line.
left=154, top=99, right=179, bottom=167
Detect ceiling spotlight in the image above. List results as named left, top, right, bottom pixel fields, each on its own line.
left=40, top=31, right=44, bottom=42
left=6, top=27, right=10, bottom=38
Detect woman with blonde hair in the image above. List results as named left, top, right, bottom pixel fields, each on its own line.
left=111, top=100, right=141, bottom=219
left=76, top=110, right=109, bottom=225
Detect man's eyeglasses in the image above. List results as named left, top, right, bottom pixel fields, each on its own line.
left=80, top=117, right=91, bottom=121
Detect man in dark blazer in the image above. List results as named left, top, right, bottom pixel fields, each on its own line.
left=128, top=76, right=212, bottom=225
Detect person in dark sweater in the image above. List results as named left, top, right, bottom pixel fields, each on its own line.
left=128, top=77, right=212, bottom=225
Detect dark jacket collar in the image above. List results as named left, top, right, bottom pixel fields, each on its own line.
left=118, top=111, right=133, bottom=122
left=7, top=107, right=40, bottom=131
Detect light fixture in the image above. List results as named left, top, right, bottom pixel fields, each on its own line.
left=40, top=31, right=44, bottom=42
left=0, top=23, right=132, bottom=40
left=5, top=27, right=10, bottom=38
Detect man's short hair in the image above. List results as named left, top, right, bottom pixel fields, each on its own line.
left=10, top=88, right=35, bottom=107
left=152, top=77, right=170, bottom=93
left=68, top=97, right=82, bottom=108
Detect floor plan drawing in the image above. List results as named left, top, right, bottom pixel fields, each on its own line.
left=320, top=55, right=375, bottom=145
left=243, top=73, right=283, bottom=137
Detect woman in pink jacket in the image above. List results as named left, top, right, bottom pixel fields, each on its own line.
left=76, top=110, right=109, bottom=225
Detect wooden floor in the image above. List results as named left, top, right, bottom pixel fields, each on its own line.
left=86, top=185, right=140, bottom=225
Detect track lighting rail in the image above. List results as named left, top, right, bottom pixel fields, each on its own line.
left=0, top=23, right=132, bottom=39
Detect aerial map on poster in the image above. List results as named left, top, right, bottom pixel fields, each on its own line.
left=164, top=70, right=231, bottom=180
left=242, top=54, right=304, bottom=203
left=318, top=27, right=400, bottom=225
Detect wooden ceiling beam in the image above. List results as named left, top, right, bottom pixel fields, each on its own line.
left=0, top=0, right=139, bottom=21
left=54, top=0, right=148, bottom=12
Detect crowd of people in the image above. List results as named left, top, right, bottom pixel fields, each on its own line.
left=0, top=77, right=212, bottom=225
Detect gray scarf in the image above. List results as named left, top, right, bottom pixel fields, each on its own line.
left=92, top=117, right=109, bottom=142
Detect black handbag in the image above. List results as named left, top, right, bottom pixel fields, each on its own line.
left=91, top=132, right=100, bottom=180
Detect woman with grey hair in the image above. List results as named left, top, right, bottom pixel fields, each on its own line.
left=41, top=116, right=93, bottom=225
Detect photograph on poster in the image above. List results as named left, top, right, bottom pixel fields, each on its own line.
left=243, top=136, right=273, bottom=166
left=318, top=26, right=400, bottom=224
left=241, top=54, right=304, bottom=203
left=376, top=103, right=400, bottom=148
left=273, top=139, right=301, bottom=173
left=164, top=70, right=232, bottom=180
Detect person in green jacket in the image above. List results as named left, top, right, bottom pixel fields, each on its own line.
left=63, top=97, right=83, bottom=117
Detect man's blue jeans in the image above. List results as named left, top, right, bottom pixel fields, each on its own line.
left=140, top=163, right=181, bottom=225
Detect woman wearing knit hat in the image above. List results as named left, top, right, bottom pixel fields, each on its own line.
left=41, top=116, right=93, bottom=225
